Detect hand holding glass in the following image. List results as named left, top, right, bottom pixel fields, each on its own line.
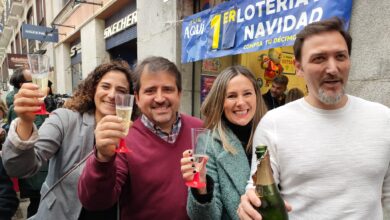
left=185, top=128, right=211, bottom=188
left=115, top=94, right=134, bottom=153
left=28, top=54, right=50, bottom=115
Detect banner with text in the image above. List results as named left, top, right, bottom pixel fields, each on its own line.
left=182, top=0, right=352, bottom=63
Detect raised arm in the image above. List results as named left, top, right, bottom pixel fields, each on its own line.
left=78, top=115, right=128, bottom=210
left=2, top=83, right=55, bottom=177
left=13, top=83, right=44, bottom=140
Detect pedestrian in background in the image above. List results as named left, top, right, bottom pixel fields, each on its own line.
left=6, top=68, right=31, bottom=108
left=0, top=100, right=8, bottom=150
left=285, top=87, right=304, bottom=103
left=0, top=156, right=19, bottom=220
left=262, top=74, right=289, bottom=110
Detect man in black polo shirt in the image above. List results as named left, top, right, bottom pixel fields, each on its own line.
left=262, top=74, right=289, bottom=110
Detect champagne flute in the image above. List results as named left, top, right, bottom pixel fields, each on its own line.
left=185, top=128, right=211, bottom=188
left=27, top=54, right=50, bottom=115
left=115, top=94, right=134, bottom=153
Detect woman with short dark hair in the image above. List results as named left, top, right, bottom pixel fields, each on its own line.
left=2, top=60, right=133, bottom=220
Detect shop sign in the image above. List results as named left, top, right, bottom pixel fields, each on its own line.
left=70, top=43, right=81, bottom=58
left=21, top=24, right=59, bottom=42
left=104, top=11, right=137, bottom=39
left=280, top=52, right=295, bottom=75
left=181, top=0, right=353, bottom=63
left=7, top=53, right=28, bottom=69
left=202, top=59, right=221, bottom=73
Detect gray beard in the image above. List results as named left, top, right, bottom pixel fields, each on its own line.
left=317, top=87, right=345, bottom=105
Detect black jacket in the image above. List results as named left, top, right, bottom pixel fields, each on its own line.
left=0, top=156, right=19, bottom=220
left=262, top=90, right=286, bottom=110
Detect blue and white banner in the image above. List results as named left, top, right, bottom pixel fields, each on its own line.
left=182, top=0, right=352, bottom=63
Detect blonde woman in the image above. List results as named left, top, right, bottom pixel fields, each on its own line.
left=180, top=66, right=267, bottom=220
left=285, top=87, right=304, bottom=103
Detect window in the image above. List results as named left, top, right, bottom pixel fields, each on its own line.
left=21, top=27, right=28, bottom=54
left=15, top=34, right=21, bottom=54
left=11, top=41, right=15, bottom=54
left=36, top=0, right=46, bottom=26
left=27, top=7, right=35, bottom=53
left=36, top=0, right=46, bottom=49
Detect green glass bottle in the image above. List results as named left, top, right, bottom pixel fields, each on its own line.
left=252, top=145, right=288, bottom=220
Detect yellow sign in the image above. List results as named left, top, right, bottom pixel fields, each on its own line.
left=280, top=52, right=295, bottom=75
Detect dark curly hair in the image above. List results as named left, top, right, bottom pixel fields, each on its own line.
left=10, top=67, right=30, bottom=89
left=64, top=60, right=133, bottom=114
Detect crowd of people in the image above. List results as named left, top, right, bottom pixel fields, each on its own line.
left=0, top=17, right=389, bottom=220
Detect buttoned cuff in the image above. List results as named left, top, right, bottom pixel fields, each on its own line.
left=8, top=118, right=39, bottom=150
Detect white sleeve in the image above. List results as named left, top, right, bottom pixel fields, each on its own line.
left=382, top=107, right=390, bottom=218
left=8, top=117, right=39, bottom=150
left=246, top=114, right=280, bottom=191
left=383, top=161, right=390, bottom=218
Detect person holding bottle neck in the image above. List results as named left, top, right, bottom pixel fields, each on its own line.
left=180, top=65, right=267, bottom=220
left=237, top=17, right=390, bottom=220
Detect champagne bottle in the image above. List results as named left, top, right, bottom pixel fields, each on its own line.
left=252, top=145, right=288, bottom=220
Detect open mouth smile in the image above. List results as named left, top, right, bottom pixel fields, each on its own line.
left=233, top=109, right=249, bottom=117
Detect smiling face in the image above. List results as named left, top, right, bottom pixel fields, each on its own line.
left=94, top=70, right=130, bottom=122
left=223, top=74, right=256, bottom=126
left=270, top=82, right=286, bottom=98
left=135, top=70, right=181, bottom=133
left=295, top=31, right=351, bottom=109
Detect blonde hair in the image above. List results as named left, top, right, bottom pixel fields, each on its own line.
left=201, top=66, right=267, bottom=154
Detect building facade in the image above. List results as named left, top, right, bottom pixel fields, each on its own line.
left=48, top=0, right=137, bottom=93
left=0, top=0, right=50, bottom=96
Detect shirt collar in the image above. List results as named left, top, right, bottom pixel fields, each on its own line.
left=141, top=113, right=182, bottom=143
